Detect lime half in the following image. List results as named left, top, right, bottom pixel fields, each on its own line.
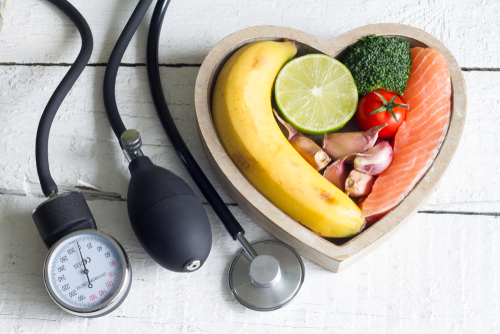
left=274, top=54, right=358, bottom=134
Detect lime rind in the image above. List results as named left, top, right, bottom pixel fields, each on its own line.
left=274, top=54, right=358, bottom=135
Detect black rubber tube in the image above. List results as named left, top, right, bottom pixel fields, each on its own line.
left=103, top=0, right=153, bottom=145
left=36, top=0, right=93, bottom=196
left=146, top=0, right=245, bottom=240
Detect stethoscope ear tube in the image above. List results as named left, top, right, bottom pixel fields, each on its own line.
left=146, top=0, right=245, bottom=241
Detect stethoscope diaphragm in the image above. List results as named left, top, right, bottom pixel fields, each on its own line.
left=228, top=240, right=304, bottom=311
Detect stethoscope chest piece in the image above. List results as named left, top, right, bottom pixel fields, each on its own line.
left=228, top=241, right=304, bottom=311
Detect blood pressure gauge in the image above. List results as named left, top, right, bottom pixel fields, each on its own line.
left=43, top=230, right=132, bottom=317
left=33, top=192, right=132, bottom=318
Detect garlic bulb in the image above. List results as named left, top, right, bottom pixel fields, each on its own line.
left=274, top=110, right=331, bottom=171
left=322, top=124, right=386, bottom=161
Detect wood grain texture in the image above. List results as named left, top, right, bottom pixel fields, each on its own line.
left=0, top=65, right=236, bottom=204
left=0, top=0, right=499, bottom=67
left=1, top=195, right=499, bottom=333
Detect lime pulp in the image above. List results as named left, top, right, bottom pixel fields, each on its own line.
left=274, top=54, right=358, bottom=135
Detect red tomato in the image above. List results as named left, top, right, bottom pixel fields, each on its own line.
left=356, top=90, right=407, bottom=138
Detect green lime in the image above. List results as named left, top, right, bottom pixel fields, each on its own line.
left=274, top=54, right=358, bottom=135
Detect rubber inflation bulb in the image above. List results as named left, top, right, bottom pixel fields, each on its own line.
left=127, top=156, right=212, bottom=272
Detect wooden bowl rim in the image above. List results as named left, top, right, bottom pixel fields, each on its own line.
left=194, top=23, right=466, bottom=267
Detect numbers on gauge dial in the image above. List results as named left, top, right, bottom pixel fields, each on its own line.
left=48, top=234, right=123, bottom=309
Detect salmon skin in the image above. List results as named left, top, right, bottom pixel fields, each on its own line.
left=360, top=47, right=452, bottom=223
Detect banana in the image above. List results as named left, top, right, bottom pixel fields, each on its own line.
left=212, top=41, right=365, bottom=238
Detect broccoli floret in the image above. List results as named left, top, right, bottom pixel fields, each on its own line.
left=342, top=35, right=412, bottom=96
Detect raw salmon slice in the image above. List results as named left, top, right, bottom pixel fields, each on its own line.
left=359, top=47, right=452, bottom=223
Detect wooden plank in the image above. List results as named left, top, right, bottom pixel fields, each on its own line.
left=0, top=65, right=234, bottom=203
left=0, top=0, right=499, bottom=68
left=0, top=65, right=498, bottom=213
left=0, top=195, right=498, bottom=332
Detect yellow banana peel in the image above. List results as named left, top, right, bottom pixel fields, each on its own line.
left=212, top=41, right=365, bottom=238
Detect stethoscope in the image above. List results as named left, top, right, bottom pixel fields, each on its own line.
left=33, top=0, right=304, bottom=316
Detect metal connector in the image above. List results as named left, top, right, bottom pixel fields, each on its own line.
left=121, top=129, right=144, bottom=162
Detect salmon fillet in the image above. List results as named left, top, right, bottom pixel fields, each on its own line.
left=359, top=47, right=452, bottom=223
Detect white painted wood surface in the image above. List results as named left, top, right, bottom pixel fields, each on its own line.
left=2, top=196, right=500, bottom=333
left=1, top=0, right=499, bottom=67
left=0, top=0, right=499, bottom=332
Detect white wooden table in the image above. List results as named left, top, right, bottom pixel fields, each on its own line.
left=1, top=0, right=499, bottom=332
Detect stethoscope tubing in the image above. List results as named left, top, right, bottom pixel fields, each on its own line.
left=146, top=0, right=245, bottom=240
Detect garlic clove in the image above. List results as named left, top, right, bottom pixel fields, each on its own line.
left=323, top=156, right=351, bottom=192
left=354, top=140, right=393, bottom=175
left=322, top=124, right=387, bottom=160
left=345, top=170, right=376, bottom=197
left=274, top=109, right=331, bottom=171
left=274, top=109, right=298, bottom=141
left=291, top=136, right=331, bottom=171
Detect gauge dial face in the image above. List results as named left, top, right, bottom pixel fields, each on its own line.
left=44, top=230, right=129, bottom=313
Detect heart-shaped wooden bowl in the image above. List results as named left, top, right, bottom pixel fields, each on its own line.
left=194, top=24, right=466, bottom=272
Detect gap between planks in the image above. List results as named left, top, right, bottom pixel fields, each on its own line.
left=0, top=62, right=202, bottom=68
left=1, top=62, right=500, bottom=72
left=0, top=188, right=498, bottom=217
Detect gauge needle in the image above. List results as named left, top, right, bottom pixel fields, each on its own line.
left=76, top=240, right=93, bottom=289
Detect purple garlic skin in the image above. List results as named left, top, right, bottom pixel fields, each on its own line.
left=274, top=110, right=331, bottom=171
left=322, top=124, right=386, bottom=161
left=323, top=156, right=350, bottom=192
left=354, top=140, right=393, bottom=175
left=345, top=170, right=376, bottom=197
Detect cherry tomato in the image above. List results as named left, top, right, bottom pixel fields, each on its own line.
left=356, top=90, right=407, bottom=138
